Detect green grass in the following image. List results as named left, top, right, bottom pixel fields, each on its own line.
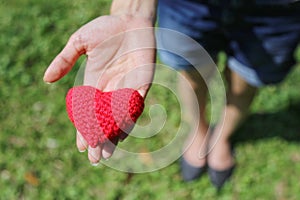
left=1, top=0, right=300, bottom=199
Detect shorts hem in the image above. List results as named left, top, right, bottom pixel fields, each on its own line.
left=227, top=57, right=265, bottom=87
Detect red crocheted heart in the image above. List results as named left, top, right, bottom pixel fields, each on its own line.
left=66, top=86, right=144, bottom=148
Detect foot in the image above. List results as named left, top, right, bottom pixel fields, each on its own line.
left=208, top=139, right=235, bottom=171
left=207, top=129, right=235, bottom=188
left=181, top=128, right=209, bottom=181
left=180, top=157, right=206, bottom=182
left=207, top=164, right=235, bottom=190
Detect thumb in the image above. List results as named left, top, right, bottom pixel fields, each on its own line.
left=43, top=33, right=86, bottom=83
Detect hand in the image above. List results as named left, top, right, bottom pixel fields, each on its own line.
left=43, top=15, right=156, bottom=164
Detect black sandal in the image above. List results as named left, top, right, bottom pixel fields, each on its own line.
left=208, top=147, right=236, bottom=189
left=180, top=156, right=207, bottom=182
left=208, top=163, right=235, bottom=189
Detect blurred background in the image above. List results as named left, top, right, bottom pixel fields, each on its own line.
left=1, top=0, right=300, bottom=199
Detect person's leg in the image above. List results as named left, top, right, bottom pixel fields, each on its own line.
left=157, top=0, right=223, bottom=167
left=157, top=0, right=227, bottom=181
left=179, top=68, right=209, bottom=168
left=208, top=67, right=257, bottom=170
left=206, top=2, right=300, bottom=188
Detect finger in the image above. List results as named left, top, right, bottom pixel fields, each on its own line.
left=102, top=138, right=118, bottom=160
left=43, top=33, right=86, bottom=83
left=119, top=132, right=129, bottom=142
left=76, top=131, right=88, bottom=152
left=137, top=82, right=153, bottom=99
left=88, top=145, right=102, bottom=166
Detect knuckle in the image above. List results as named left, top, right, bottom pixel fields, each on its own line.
left=69, top=33, right=87, bottom=54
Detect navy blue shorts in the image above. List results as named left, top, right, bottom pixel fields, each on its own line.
left=157, top=0, right=300, bottom=86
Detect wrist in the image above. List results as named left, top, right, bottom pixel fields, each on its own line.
left=110, top=0, right=157, bottom=23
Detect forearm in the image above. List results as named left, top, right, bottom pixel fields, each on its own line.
left=110, top=0, right=157, bottom=23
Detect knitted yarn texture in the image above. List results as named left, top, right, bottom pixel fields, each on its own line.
left=66, top=86, right=144, bottom=147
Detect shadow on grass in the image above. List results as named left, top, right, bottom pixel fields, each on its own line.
left=231, top=100, right=300, bottom=144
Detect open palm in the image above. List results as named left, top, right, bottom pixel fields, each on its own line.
left=44, top=15, right=156, bottom=164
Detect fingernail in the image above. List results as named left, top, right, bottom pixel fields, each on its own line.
left=78, top=149, right=86, bottom=153
left=90, top=162, right=100, bottom=167
left=102, top=157, right=110, bottom=161
left=43, top=75, right=51, bottom=84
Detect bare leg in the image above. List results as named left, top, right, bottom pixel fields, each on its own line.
left=208, top=67, right=257, bottom=170
left=180, top=68, right=209, bottom=167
